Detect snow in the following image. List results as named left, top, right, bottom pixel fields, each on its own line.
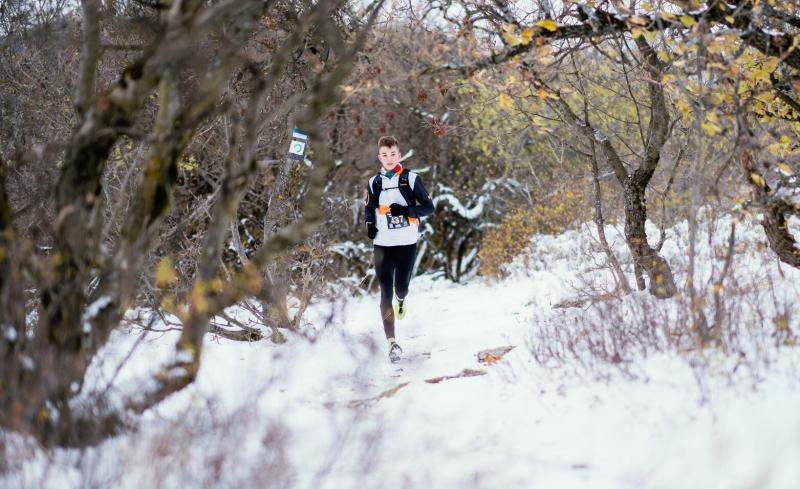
left=330, top=240, right=371, bottom=258
left=82, top=296, right=112, bottom=333
left=762, top=29, right=786, bottom=37
left=20, top=355, right=35, bottom=371
left=774, top=174, right=800, bottom=206
left=3, top=214, right=800, bottom=488
left=433, top=193, right=487, bottom=219
left=3, top=324, right=17, bottom=342
left=594, top=128, right=608, bottom=143
left=84, top=296, right=112, bottom=318
left=174, top=348, right=195, bottom=364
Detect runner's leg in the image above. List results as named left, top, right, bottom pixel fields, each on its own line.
left=393, top=243, right=417, bottom=300
left=373, top=245, right=396, bottom=340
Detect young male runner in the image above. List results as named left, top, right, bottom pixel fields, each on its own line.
left=364, top=136, right=435, bottom=362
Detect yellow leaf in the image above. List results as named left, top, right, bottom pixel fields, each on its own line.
left=750, top=172, right=766, bottom=188
left=501, top=23, right=520, bottom=46
left=535, top=87, right=559, bottom=99
left=725, top=15, right=735, bottom=23
left=160, top=296, right=175, bottom=312
left=155, top=258, right=177, bottom=288
left=677, top=98, right=692, bottom=119
left=209, top=277, right=223, bottom=293
left=191, top=281, right=209, bottom=314
left=520, top=27, right=535, bottom=45
left=680, top=15, right=696, bottom=28
left=502, top=31, right=520, bottom=46
left=631, top=27, right=644, bottom=39
left=535, top=19, right=557, bottom=32
left=535, top=45, right=554, bottom=65
left=778, top=163, right=794, bottom=175
left=343, top=85, right=353, bottom=93
left=659, top=51, right=670, bottom=62
left=498, top=92, right=514, bottom=110
left=642, top=2, right=652, bottom=11
left=629, top=16, right=648, bottom=26
left=706, top=40, right=727, bottom=54
left=702, top=121, right=721, bottom=136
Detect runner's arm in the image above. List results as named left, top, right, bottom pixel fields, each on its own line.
left=409, top=176, right=435, bottom=219
left=364, top=181, right=377, bottom=226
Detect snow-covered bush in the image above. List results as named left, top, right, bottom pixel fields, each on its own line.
left=522, top=213, right=800, bottom=375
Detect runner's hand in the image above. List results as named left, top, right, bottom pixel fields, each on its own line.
left=389, top=203, right=409, bottom=217
left=367, top=223, right=378, bottom=239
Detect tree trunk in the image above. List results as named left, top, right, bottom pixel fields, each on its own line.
left=261, top=155, right=297, bottom=330
left=623, top=177, right=677, bottom=298
left=588, top=143, right=630, bottom=294
left=738, top=116, right=800, bottom=269
left=762, top=203, right=800, bottom=268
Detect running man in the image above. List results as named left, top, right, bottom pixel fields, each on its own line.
left=364, top=136, right=435, bottom=362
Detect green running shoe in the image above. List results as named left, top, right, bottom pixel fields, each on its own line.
left=394, top=297, right=406, bottom=320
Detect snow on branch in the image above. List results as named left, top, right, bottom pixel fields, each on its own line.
left=433, top=193, right=487, bottom=220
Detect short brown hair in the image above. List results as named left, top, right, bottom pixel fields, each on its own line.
left=378, top=136, right=399, bottom=149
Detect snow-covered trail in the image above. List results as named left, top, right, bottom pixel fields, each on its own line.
left=266, top=275, right=800, bottom=489
left=6, top=218, right=800, bottom=488
left=11, top=275, right=795, bottom=489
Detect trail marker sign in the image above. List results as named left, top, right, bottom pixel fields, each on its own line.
left=288, top=128, right=308, bottom=160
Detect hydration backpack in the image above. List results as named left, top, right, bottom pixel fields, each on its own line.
left=370, top=169, right=416, bottom=208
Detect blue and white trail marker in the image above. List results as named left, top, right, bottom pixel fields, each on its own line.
left=288, top=128, right=308, bottom=161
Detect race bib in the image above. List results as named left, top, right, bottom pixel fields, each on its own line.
left=386, top=212, right=410, bottom=229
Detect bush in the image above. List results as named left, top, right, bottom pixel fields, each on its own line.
left=478, top=184, right=590, bottom=277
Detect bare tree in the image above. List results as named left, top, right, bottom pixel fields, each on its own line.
left=0, top=0, right=385, bottom=447
left=535, top=37, right=676, bottom=297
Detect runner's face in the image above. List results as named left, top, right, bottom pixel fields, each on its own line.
left=378, top=145, right=400, bottom=171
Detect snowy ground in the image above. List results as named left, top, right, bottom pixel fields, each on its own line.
left=4, top=214, right=800, bottom=488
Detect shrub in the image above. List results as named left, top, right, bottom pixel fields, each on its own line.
left=478, top=184, right=590, bottom=277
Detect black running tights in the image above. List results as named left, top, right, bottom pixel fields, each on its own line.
left=373, top=243, right=416, bottom=340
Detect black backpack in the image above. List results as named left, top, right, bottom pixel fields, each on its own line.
left=370, top=169, right=416, bottom=208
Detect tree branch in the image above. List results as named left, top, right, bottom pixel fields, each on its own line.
left=428, top=2, right=800, bottom=76
left=632, top=35, right=668, bottom=188
left=75, top=0, right=101, bottom=120
left=124, top=0, right=387, bottom=415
